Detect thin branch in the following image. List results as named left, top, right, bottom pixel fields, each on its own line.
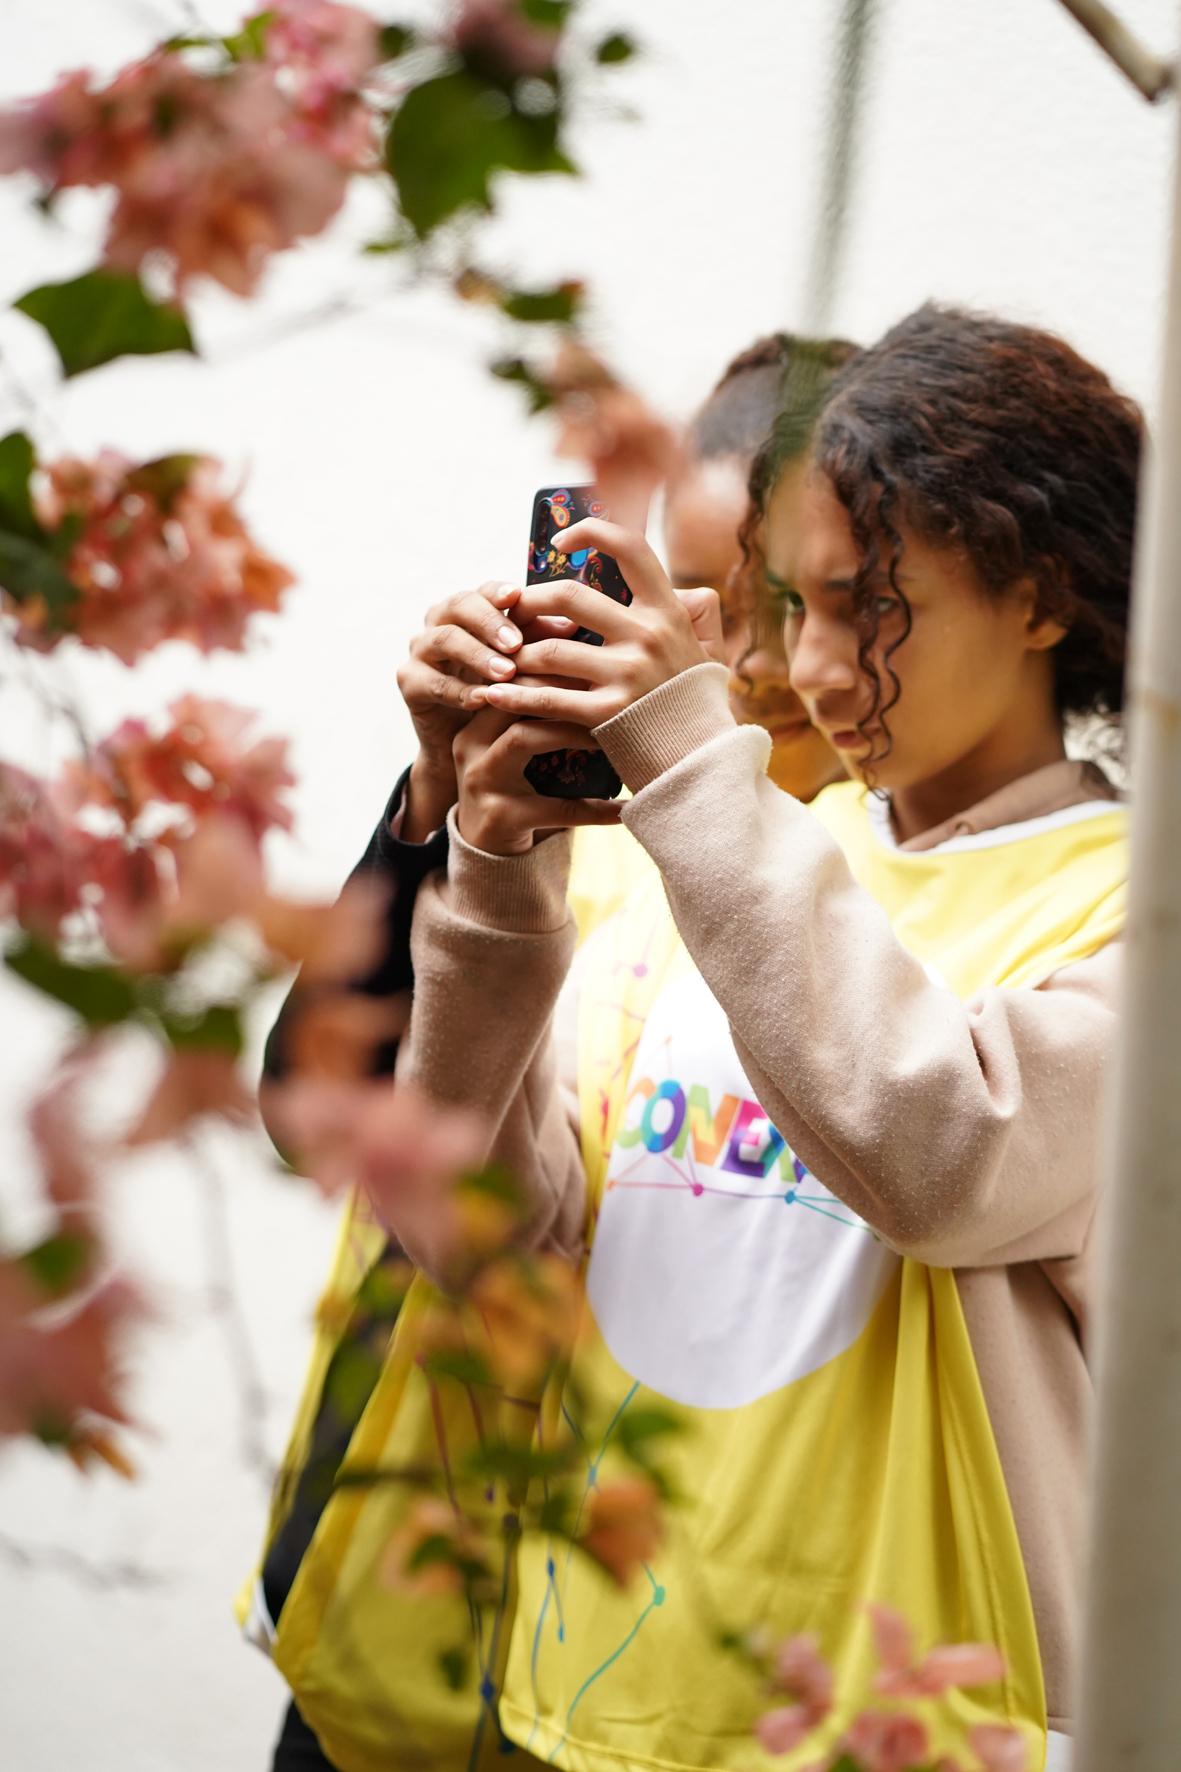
left=0, top=1527, right=172, bottom=1590
left=803, top=0, right=878, bottom=333
left=185, top=1133, right=275, bottom=1481
left=1053, top=0, right=1174, bottom=103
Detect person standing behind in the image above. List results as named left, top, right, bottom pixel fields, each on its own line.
left=248, top=336, right=852, bottom=1772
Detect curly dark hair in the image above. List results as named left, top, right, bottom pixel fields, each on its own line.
left=809, top=303, right=1143, bottom=762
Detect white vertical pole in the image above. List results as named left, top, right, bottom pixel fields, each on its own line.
left=1074, top=15, right=1181, bottom=1768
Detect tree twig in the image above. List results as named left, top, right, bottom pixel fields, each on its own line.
left=1053, top=0, right=1174, bottom=103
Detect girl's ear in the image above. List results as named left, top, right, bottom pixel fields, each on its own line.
left=1016, top=574, right=1069, bottom=653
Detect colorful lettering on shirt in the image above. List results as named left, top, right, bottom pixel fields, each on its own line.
left=616, top=1074, right=815, bottom=1188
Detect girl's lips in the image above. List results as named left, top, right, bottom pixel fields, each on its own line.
left=826, top=727, right=869, bottom=750
left=767, top=718, right=813, bottom=743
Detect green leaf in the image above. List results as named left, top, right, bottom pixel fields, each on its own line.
left=5, top=938, right=139, bottom=1028
left=519, top=0, right=572, bottom=25
left=461, top=1440, right=580, bottom=1485
left=15, top=271, right=195, bottom=379
left=125, top=453, right=201, bottom=513
left=387, top=70, right=576, bottom=237
left=222, top=9, right=274, bottom=61
left=437, top=1645, right=471, bottom=1692
left=378, top=22, right=416, bottom=59
left=500, top=281, right=582, bottom=325
left=0, top=529, right=78, bottom=623
left=160, top=1002, right=244, bottom=1057
left=20, top=1231, right=92, bottom=1299
left=419, top=1344, right=497, bottom=1389
left=0, top=433, right=42, bottom=543
left=459, top=1161, right=525, bottom=1208
left=490, top=355, right=555, bottom=414
left=355, top=1258, right=411, bottom=1320
left=323, top=1342, right=384, bottom=1421
left=595, top=31, right=637, bottom=64
left=615, top=1406, right=686, bottom=1454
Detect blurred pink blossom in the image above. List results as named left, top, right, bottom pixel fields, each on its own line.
left=578, top=1474, right=665, bottom=1588
left=0, top=48, right=362, bottom=295
left=0, top=763, right=91, bottom=938
left=839, top=1709, right=930, bottom=1772
left=549, top=342, right=676, bottom=522
left=12, top=451, right=293, bottom=664
left=754, top=1705, right=812, bottom=1758
left=27, top=1050, right=101, bottom=1222
left=448, top=0, right=564, bottom=78
left=773, top=1633, right=835, bottom=1720
left=869, top=1604, right=1006, bottom=1700
left=267, top=0, right=383, bottom=170
left=125, top=1048, right=256, bottom=1146
left=0, top=1267, right=142, bottom=1442
left=66, top=697, right=294, bottom=843
left=968, top=1725, right=1028, bottom=1772
left=262, top=1076, right=487, bottom=1261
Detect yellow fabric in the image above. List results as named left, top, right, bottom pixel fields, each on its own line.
left=498, top=783, right=1127, bottom=1772
left=237, top=828, right=645, bottom=1772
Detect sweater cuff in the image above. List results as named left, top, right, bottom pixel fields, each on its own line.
left=592, top=663, right=738, bottom=791
left=371, top=767, right=450, bottom=872
left=445, top=808, right=572, bottom=934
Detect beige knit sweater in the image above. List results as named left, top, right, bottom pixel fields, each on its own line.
left=395, top=663, right=1123, bottom=1731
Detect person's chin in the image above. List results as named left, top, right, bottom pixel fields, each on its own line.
left=767, top=737, right=845, bottom=803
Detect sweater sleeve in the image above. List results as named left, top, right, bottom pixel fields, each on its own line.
left=391, top=815, right=587, bottom=1286
left=594, top=665, right=1121, bottom=1269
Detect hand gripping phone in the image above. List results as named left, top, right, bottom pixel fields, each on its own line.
left=521, top=484, right=632, bottom=800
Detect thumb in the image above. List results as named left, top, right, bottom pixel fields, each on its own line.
left=677, top=587, right=725, bottom=663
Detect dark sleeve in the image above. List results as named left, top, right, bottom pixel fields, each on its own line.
left=261, top=765, right=450, bottom=1089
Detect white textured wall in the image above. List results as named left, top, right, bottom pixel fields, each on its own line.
left=0, top=1, right=1175, bottom=1766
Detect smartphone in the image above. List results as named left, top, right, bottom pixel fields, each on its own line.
left=521, top=485, right=632, bottom=800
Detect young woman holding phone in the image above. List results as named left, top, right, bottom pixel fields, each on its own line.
left=392, top=305, right=1136, bottom=1770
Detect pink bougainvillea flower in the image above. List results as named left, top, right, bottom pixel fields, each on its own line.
left=867, top=1602, right=915, bottom=1676
left=772, top=1633, right=834, bottom=1722
left=0, top=52, right=359, bottom=295
left=467, top=1252, right=583, bottom=1388
left=105, top=70, right=351, bottom=296
left=875, top=1641, right=1007, bottom=1699
left=448, top=0, right=565, bottom=78
left=27, top=1048, right=101, bottom=1222
left=0, top=69, right=113, bottom=186
left=16, top=450, right=293, bottom=665
left=0, top=1266, right=143, bottom=1444
left=577, top=1474, right=665, bottom=1588
left=0, top=762, right=93, bottom=939
left=548, top=342, right=676, bottom=523
left=279, top=990, right=408, bottom=1082
left=254, top=875, right=389, bottom=984
left=68, top=697, right=294, bottom=842
left=266, top=0, right=383, bottom=170
left=124, top=1048, right=256, bottom=1146
left=381, top=1494, right=497, bottom=1599
left=262, top=1076, right=487, bottom=1265
left=968, top=1724, right=1028, bottom=1772
left=839, top=1708, right=930, bottom=1772
left=754, top=1705, right=812, bottom=1758
left=869, top=1601, right=1005, bottom=1699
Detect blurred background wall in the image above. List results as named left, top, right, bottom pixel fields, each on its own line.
left=0, top=1, right=1175, bottom=1766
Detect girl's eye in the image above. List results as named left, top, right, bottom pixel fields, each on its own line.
left=775, top=588, right=804, bottom=616
left=873, top=595, right=899, bottom=618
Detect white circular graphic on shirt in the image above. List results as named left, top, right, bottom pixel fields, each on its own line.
left=585, top=966, right=898, bottom=1408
